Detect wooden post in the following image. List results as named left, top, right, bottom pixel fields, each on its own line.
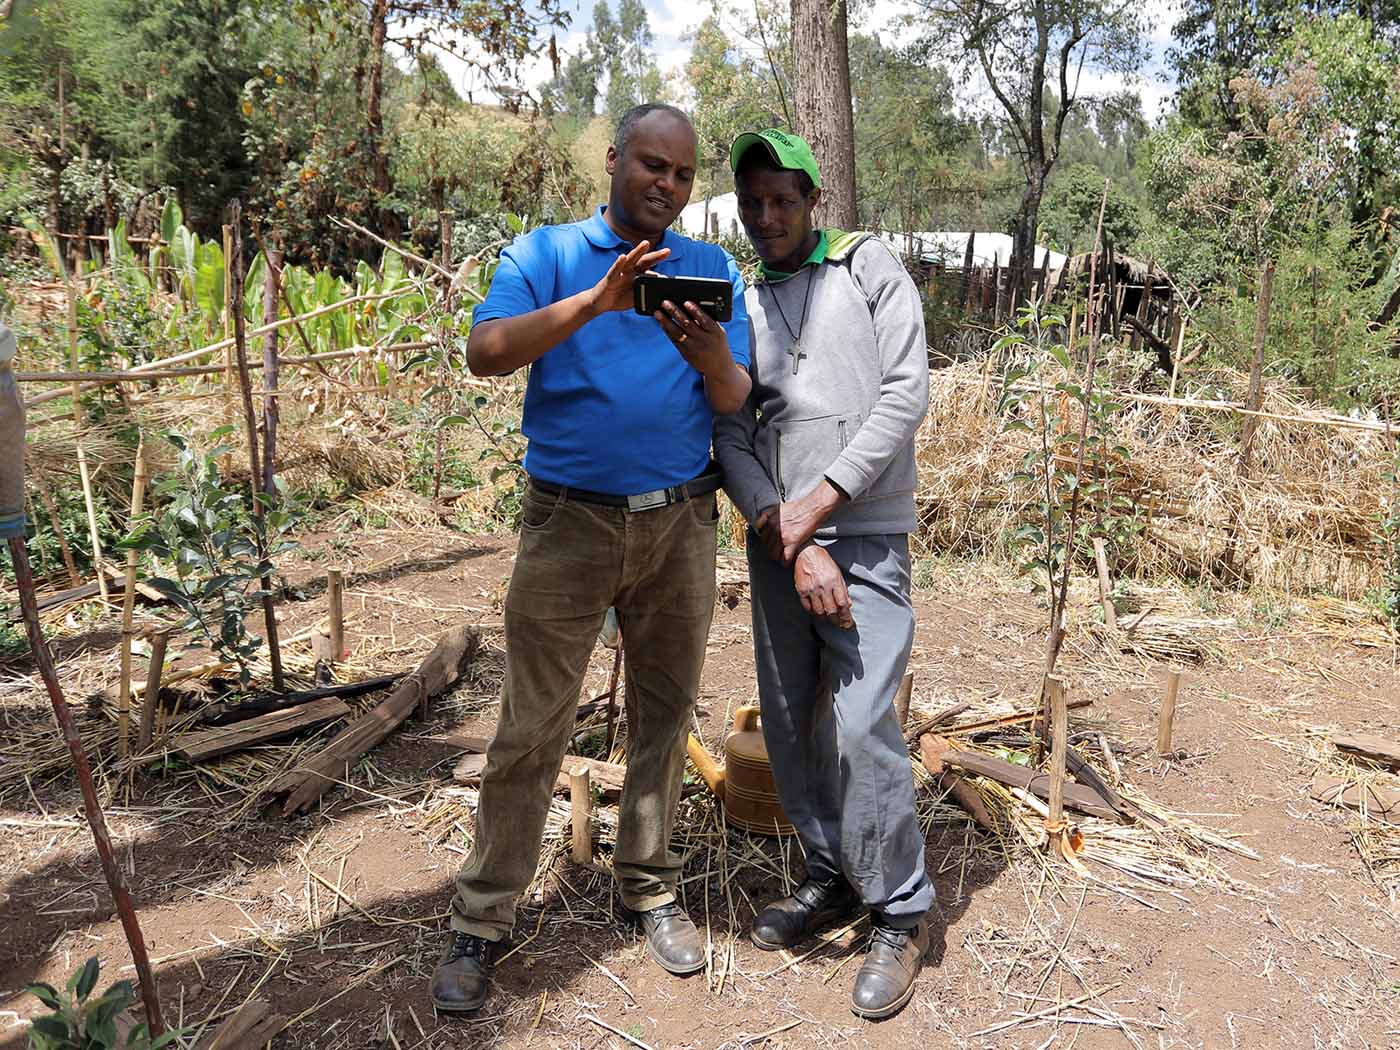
left=1092, top=538, right=1116, bottom=633
left=63, top=258, right=108, bottom=600
left=1045, top=675, right=1069, bottom=851
left=1157, top=666, right=1182, bottom=757
left=116, top=440, right=148, bottom=757
left=228, top=201, right=284, bottom=692
left=261, top=250, right=281, bottom=496
left=9, top=536, right=165, bottom=1037
left=137, top=630, right=168, bottom=752
left=326, top=569, right=345, bottom=663
left=570, top=766, right=592, bottom=864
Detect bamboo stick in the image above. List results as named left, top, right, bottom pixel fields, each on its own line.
left=63, top=256, right=108, bottom=601
left=9, top=536, right=165, bottom=1036
left=24, top=288, right=422, bottom=408
left=1092, top=537, right=1116, bottom=633
left=18, top=341, right=436, bottom=386
left=137, top=630, right=168, bottom=753
left=27, top=458, right=81, bottom=586
left=228, top=201, right=284, bottom=692
left=262, top=250, right=282, bottom=496
left=116, top=439, right=148, bottom=757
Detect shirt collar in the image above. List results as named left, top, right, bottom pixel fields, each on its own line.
left=760, top=229, right=828, bottom=282
left=582, top=205, right=686, bottom=260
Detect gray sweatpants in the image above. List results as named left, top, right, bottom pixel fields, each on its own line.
left=747, top=532, right=934, bottom=927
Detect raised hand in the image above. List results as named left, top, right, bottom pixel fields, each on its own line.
left=589, top=241, right=671, bottom=315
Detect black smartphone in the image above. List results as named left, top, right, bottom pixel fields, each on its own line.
left=633, top=273, right=733, bottom=323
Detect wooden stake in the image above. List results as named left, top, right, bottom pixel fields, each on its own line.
left=1092, top=537, right=1116, bottom=633
left=893, top=669, right=914, bottom=726
left=326, top=569, right=345, bottom=664
left=62, top=257, right=107, bottom=600
left=570, top=766, right=592, bottom=864
left=1157, top=666, right=1182, bottom=757
left=8, top=536, right=164, bottom=1036
left=1237, top=259, right=1276, bottom=480
left=1045, top=675, right=1068, bottom=835
left=228, top=201, right=284, bottom=692
left=137, top=630, right=168, bottom=752
left=116, top=440, right=148, bottom=757
left=1167, top=311, right=1187, bottom=400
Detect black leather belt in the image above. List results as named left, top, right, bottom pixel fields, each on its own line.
left=530, top=465, right=723, bottom=512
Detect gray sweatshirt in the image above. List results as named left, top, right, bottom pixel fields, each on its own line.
left=714, top=233, right=930, bottom=537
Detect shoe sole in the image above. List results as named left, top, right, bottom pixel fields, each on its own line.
left=850, top=972, right=919, bottom=1020
left=431, top=993, right=488, bottom=1014
left=749, top=905, right=863, bottom=952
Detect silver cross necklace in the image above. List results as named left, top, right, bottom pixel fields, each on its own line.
left=765, top=265, right=817, bottom=374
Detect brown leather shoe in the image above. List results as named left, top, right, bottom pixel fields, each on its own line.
left=850, top=920, right=928, bottom=1019
left=633, top=902, right=706, bottom=975
left=750, top=877, right=862, bottom=951
left=429, top=932, right=497, bottom=1013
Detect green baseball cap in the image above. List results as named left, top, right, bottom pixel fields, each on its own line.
left=729, top=128, right=821, bottom=188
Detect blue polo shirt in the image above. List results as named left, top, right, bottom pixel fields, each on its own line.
left=472, top=206, right=750, bottom=495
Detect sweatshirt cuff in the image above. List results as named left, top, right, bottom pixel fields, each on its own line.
left=823, top=456, right=870, bottom=501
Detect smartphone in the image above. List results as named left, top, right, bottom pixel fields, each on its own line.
left=633, top=273, right=733, bottom=323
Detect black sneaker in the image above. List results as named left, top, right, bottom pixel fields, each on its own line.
left=429, top=932, right=497, bottom=1013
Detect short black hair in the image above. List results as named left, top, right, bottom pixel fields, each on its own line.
left=734, top=142, right=815, bottom=196
left=614, top=103, right=693, bottom=153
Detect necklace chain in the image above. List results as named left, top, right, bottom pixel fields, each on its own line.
left=766, top=265, right=817, bottom=347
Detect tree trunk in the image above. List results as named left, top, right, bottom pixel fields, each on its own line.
left=365, top=0, right=397, bottom=237
left=790, top=0, right=857, bottom=228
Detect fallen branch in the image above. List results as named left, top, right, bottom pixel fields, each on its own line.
left=265, top=625, right=479, bottom=816
left=940, top=749, right=1120, bottom=821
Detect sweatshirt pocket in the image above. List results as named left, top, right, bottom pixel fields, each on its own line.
left=772, top=414, right=846, bottom=502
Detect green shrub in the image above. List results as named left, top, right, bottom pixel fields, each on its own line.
left=25, top=957, right=179, bottom=1050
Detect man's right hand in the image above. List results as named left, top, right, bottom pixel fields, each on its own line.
left=587, top=240, right=671, bottom=315
left=793, top=545, right=854, bottom=629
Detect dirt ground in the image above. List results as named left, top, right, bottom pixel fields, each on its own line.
left=2, top=525, right=1398, bottom=1049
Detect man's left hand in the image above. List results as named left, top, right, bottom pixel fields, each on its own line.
left=767, top=480, right=848, bottom=564
left=654, top=299, right=730, bottom=377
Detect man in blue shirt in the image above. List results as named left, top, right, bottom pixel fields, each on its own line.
left=431, top=103, right=752, bottom=1014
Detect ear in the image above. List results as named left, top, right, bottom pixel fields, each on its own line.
left=806, top=186, right=823, bottom=213
left=605, top=144, right=618, bottom=176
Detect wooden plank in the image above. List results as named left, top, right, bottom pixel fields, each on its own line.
left=940, top=750, right=1120, bottom=821
left=1310, top=774, right=1400, bottom=825
left=1332, top=733, right=1400, bottom=771
left=918, top=733, right=995, bottom=830
left=199, top=999, right=288, bottom=1050
left=451, top=742, right=627, bottom=800
left=173, top=696, right=350, bottom=763
left=266, top=626, right=479, bottom=816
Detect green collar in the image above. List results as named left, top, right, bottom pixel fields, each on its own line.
left=759, top=229, right=869, bottom=281
left=760, top=230, right=828, bottom=282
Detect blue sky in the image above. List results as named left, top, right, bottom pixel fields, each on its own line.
left=434, top=0, right=1183, bottom=120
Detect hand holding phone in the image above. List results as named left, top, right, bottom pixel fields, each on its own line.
left=633, top=273, right=733, bottom=322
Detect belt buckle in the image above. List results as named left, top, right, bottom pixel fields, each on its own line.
left=626, top=489, right=669, bottom=513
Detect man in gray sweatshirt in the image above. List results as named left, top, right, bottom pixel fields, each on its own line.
left=714, top=129, right=934, bottom=1019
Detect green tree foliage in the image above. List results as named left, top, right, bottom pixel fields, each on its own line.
left=686, top=11, right=782, bottom=199
left=1039, top=163, right=1143, bottom=253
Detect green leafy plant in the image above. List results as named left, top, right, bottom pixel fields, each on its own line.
left=25, top=957, right=178, bottom=1049
left=121, top=428, right=300, bottom=686
left=995, top=309, right=1144, bottom=606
